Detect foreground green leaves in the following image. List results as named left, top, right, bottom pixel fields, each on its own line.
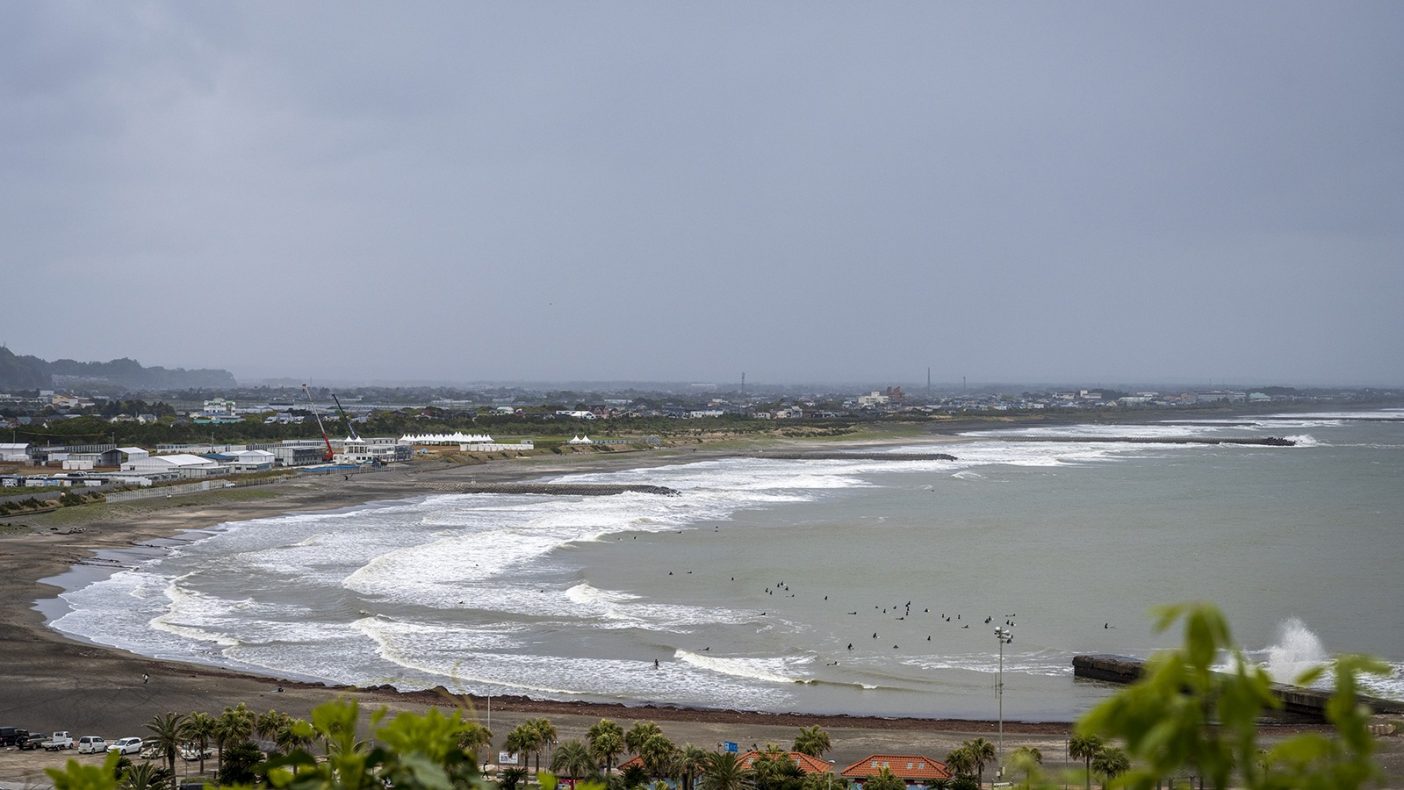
left=1076, top=603, right=1389, bottom=790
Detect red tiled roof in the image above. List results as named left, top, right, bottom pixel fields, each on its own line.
left=738, top=751, right=834, bottom=775
left=839, top=754, right=950, bottom=781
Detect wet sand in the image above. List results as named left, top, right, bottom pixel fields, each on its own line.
left=2, top=444, right=1398, bottom=786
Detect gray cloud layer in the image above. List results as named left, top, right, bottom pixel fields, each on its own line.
left=4, top=3, right=1402, bottom=386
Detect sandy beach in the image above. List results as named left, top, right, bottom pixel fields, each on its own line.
left=2, top=443, right=1399, bottom=786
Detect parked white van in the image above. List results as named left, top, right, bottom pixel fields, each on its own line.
left=77, top=736, right=107, bottom=754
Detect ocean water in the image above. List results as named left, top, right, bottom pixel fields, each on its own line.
left=48, top=410, right=1404, bottom=720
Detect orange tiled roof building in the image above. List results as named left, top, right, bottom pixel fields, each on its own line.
left=839, top=754, right=951, bottom=785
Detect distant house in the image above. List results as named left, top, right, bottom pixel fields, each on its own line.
left=840, top=754, right=950, bottom=788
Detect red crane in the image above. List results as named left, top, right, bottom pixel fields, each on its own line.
left=301, top=384, right=336, bottom=463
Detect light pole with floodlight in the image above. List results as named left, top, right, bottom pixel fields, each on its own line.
left=995, top=625, right=1013, bottom=780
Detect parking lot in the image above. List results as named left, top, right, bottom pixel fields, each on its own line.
left=0, top=744, right=214, bottom=789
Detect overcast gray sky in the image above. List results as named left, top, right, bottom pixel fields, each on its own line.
left=4, top=3, right=1401, bottom=387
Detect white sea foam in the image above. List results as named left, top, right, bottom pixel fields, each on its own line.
left=901, top=649, right=1075, bottom=678
left=675, top=650, right=813, bottom=684
left=1263, top=617, right=1329, bottom=684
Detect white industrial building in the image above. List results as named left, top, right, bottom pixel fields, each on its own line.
left=211, top=449, right=276, bottom=473
left=335, top=437, right=409, bottom=465
left=0, top=443, right=31, bottom=462
left=122, top=453, right=222, bottom=479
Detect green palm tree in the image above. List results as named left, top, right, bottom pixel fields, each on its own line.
left=552, top=739, right=596, bottom=780
left=1069, top=734, right=1103, bottom=790
left=589, top=719, right=626, bottom=775
left=1008, top=746, right=1042, bottom=788
left=145, top=711, right=186, bottom=787
left=700, top=751, right=753, bottom=790
left=1091, top=747, right=1129, bottom=790
left=504, top=723, right=537, bottom=771
left=458, top=721, right=492, bottom=767
left=679, top=744, right=710, bottom=790
left=791, top=726, right=831, bottom=758
left=625, top=722, right=664, bottom=757
left=752, top=750, right=804, bottom=790
left=275, top=716, right=315, bottom=756
left=215, top=702, right=255, bottom=773
left=638, top=732, right=678, bottom=780
left=181, top=712, right=216, bottom=777
left=530, top=718, right=559, bottom=774
left=864, top=766, right=905, bottom=790
left=119, top=762, right=173, bottom=790
left=944, top=746, right=974, bottom=778
left=961, top=738, right=995, bottom=786
left=255, top=709, right=291, bottom=750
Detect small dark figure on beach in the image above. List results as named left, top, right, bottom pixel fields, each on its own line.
left=847, top=643, right=853, bottom=650
left=142, top=673, right=149, bottom=684
left=654, top=659, right=660, bottom=669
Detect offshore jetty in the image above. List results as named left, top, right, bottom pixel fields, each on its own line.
left=1009, top=436, right=1295, bottom=447
left=427, top=482, right=680, bottom=496
left=1073, top=654, right=1404, bottom=720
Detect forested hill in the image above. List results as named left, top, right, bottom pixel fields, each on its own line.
left=0, top=347, right=236, bottom=392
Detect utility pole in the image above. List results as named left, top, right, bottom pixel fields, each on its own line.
left=995, top=626, right=1013, bottom=779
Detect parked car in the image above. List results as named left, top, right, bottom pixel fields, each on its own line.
left=180, top=745, right=213, bottom=761
left=42, top=732, right=74, bottom=751
left=16, top=731, right=45, bottom=750
left=77, top=736, right=107, bottom=754
left=107, top=737, right=143, bottom=755
left=0, top=727, right=30, bottom=748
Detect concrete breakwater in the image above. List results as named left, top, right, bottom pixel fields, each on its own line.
left=1010, top=436, right=1295, bottom=446
left=757, top=452, right=958, bottom=461
left=427, top=482, right=680, bottom=496
left=1073, top=654, right=1404, bottom=719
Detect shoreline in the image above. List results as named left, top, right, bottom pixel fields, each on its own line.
left=7, top=422, right=1391, bottom=784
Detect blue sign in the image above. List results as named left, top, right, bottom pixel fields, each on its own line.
left=724, top=742, right=738, bottom=753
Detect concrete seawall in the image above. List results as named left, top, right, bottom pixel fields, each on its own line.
left=426, top=482, right=680, bottom=496
left=1073, top=654, right=1404, bottom=719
